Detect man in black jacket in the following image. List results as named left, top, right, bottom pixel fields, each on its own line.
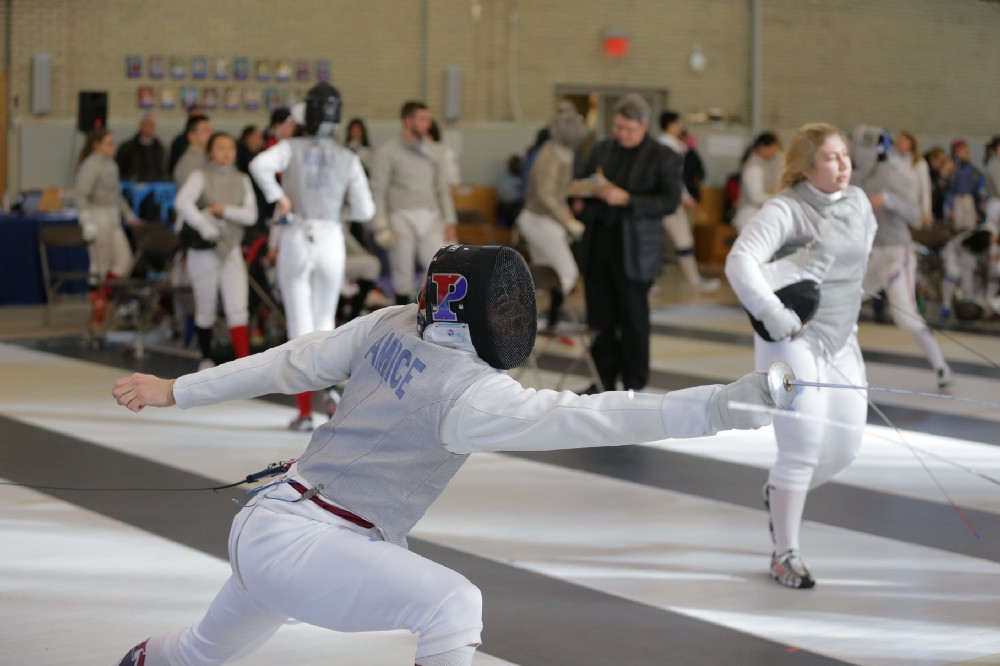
left=116, top=113, right=167, bottom=182
left=577, top=93, right=682, bottom=392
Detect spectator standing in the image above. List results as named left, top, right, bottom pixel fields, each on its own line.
left=893, top=131, right=933, bottom=226
left=656, top=110, right=719, bottom=291
left=947, top=138, right=985, bottom=231
left=263, top=107, right=297, bottom=150
left=370, top=101, right=457, bottom=305
left=733, top=131, right=783, bottom=232
left=576, top=94, right=682, bottom=392
left=172, top=115, right=212, bottom=187
left=494, top=154, right=524, bottom=227
left=344, top=117, right=373, bottom=173
left=116, top=113, right=167, bottom=182
left=168, top=105, right=204, bottom=176
left=681, top=129, right=706, bottom=202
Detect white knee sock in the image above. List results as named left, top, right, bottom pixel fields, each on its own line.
left=416, top=645, right=477, bottom=666
left=768, top=486, right=808, bottom=554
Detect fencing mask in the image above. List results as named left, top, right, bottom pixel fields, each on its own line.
left=417, top=245, right=536, bottom=370
left=746, top=243, right=834, bottom=342
left=303, top=82, right=342, bottom=136
left=849, top=125, right=891, bottom=178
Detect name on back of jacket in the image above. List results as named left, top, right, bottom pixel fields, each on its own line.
left=363, top=330, right=426, bottom=400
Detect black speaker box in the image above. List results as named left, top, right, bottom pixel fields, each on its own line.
left=77, top=91, right=107, bottom=132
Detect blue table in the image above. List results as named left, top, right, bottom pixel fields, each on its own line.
left=121, top=181, right=176, bottom=223
left=0, top=212, right=88, bottom=305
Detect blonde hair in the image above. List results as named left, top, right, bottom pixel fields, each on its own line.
left=780, top=123, right=844, bottom=189
left=898, top=130, right=920, bottom=166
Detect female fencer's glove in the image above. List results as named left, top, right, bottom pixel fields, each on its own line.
left=756, top=300, right=802, bottom=341
left=78, top=210, right=97, bottom=243
left=709, top=371, right=775, bottom=431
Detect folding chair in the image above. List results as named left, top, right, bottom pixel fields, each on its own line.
left=514, top=264, right=603, bottom=392
left=38, top=224, right=93, bottom=327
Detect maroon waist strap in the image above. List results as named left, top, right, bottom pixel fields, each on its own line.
left=286, top=480, right=374, bottom=529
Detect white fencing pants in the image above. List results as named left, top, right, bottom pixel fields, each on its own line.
left=186, top=246, right=249, bottom=329
left=151, top=481, right=482, bottom=665
left=82, top=206, right=131, bottom=280
left=756, top=332, right=868, bottom=491
left=277, top=220, right=346, bottom=340
left=387, top=208, right=446, bottom=299
left=515, top=209, right=578, bottom=294
left=864, top=244, right=948, bottom=371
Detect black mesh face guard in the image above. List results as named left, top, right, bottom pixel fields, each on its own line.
left=304, top=83, right=342, bottom=135
left=746, top=280, right=820, bottom=342
left=420, top=245, right=536, bottom=369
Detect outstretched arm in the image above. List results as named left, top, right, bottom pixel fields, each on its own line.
left=112, top=374, right=177, bottom=412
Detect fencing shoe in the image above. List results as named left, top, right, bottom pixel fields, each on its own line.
left=770, top=549, right=816, bottom=589
left=288, top=413, right=315, bottom=432
left=937, top=366, right=954, bottom=389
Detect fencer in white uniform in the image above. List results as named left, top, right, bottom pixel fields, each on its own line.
left=726, top=124, right=876, bottom=589
left=112, top=244, right=781, bottom=666
left=515, top=108, right=587, bottom=328
left=250, top=82, right=375, bottom=430
left=852, top=126, right=953, bottom=388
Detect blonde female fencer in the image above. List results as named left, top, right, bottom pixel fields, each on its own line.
left=725, top=123, right=877, bottom=589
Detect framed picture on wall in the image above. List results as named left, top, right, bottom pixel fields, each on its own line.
left=137, top=86, right=154, bottom=109
left=295, top=59, right=310, bottom=82
left=126, top=55, right=143, bottom=78
left=315, top=59, right=330, bottom=82
left=275, top=60, right=292, bottom=82
left=160, top=87, right=178, bottom=109
left=180, top=86, right=199, bottom=109
left=244, top=88, right=261, bottom=111
left=192, top=56, right=208, bottom=80
left=214, top=57, right=229, bottom=80
left=223, top=87, right=241, bottom=110
left=233, top=57, right=250, bottom=81
left=264, top=87, right=281, bottom=111
left=170, top=55, right=187, bottom=79
left=255, top=59, right=271, bottom=81
left=201, top=87, right=218, bottom=110
left=149, top=56, right=165, bottom=79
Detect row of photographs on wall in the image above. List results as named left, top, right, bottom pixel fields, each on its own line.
left=137, top=86, right=307, bottom=111
left=126, top=55, right=330, bottom=83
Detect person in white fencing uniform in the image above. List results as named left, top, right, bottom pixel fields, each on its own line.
left=656, top=110, right=720, bottom=292
left=370, top=100, right=458, bottom=305
left=852, top=125, right=953, bottom=388
left=726, top=123, right=876, bottom=589
left=249, top=82, right=375, bottom=431
left=174, top=132, right=258, bottom=369
left=515, top=108, right=588, bottom=329
left=112, top=244, right=780, bottom=666
left=733, top=131, right=783, bottom=233
left=74, top=127, right=141, bottom=330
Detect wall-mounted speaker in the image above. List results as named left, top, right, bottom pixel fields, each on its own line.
left=77, top=91, right=107, bottom=133
left=31, top=54, right=52, bottom=115
left=443, top=66, right=463, bottom=121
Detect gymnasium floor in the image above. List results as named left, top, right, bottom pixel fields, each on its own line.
left=2, top=267, right=999, bottom=665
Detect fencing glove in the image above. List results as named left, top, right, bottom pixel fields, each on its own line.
left=565, top=218, right=586, bottom=241
left=709, top=371, right=775, bottom=431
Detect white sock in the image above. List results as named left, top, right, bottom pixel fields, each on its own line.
left=416, top=645, right=477, bottom=666
left=768, top=486, right=808, bottom=554
left=677, top=254, right=703, bottom=287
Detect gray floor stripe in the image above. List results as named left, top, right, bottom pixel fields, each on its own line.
left=507, top=447, right=999, bottom=564
left=0, top=414, right=844, bottom=665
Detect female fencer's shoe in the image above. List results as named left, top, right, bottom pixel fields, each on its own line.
left=770, top=549, right=816, bottom=589
left=937, top=366, right=954, bottom=389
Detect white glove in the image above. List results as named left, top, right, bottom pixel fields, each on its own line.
left=709, top=371, right=775, bottom=431
left=79, top=221, right=97, bottom=243
left=374, top=228, right=396, bottom=250
left=192, top=213, right=221, bottom=241
left=565, top=218, right=586, bottom=241
left=756, top=300, right=802, bottom=341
